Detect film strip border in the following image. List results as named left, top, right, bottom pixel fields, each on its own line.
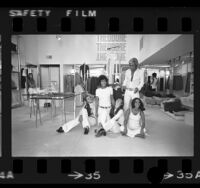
left=0, top=7, right=200, bottom=183
left=0, top=158, right=200, bottom=183
left=9, top=10, right=200, bottom=33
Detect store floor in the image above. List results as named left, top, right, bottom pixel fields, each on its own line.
left=12, top=104, right=193, bottom=156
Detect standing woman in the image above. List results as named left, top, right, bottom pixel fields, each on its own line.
left=95, top=75, right=115, bottom=130
left=122, top=98, right=146, bottom=138
left=27, top=73, right=36, bottom=93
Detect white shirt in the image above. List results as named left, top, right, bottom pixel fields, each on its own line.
left=122, top=68, right=144, bottom=91
left=151, top=78, right=158, bottom=89
left=96, top=86, right=113, bottom=107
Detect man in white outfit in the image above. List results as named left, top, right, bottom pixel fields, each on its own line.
left=122, top=58, right=144, bottom=111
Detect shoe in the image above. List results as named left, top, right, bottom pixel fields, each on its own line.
left=135, top=133, right=145, bottom=139
left=95, top=128, right=106, bottom=137
left=84, top=127, right=89, bottom=135
left=56, top=127, right=64, bottom=133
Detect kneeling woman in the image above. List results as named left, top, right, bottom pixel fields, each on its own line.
left=122, top=98, right=147, bottom=138
left=56, top=94, right=96, bottom=135
left=95, top=98, right=124, bottom=137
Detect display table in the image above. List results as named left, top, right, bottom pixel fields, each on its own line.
left=23, top=92, right=82, bottom=128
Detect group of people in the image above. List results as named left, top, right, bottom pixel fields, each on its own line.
left=56, top=57, right=147, bottom=138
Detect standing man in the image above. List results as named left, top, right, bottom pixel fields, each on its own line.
left=150, top=73, right=158, bottom=92
left=122, top=58, right=144, bottom=111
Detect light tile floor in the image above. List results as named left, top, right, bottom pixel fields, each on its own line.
left=12, top=104, right=193, bottom=157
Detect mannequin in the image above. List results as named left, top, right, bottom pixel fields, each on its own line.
left=80, top=62, right=89, bottom=83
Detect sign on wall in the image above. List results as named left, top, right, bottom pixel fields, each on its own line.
left=96, top=35, right=127, bottom=62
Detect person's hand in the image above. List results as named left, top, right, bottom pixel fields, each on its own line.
left=134, top=87, right=139, bottom=93
left=121, top=126, right=127, bottom=136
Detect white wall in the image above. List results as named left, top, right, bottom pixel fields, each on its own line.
left=19, top=35, right=140, bottom=92
left=139, top=35, right=181, bottom=63
left=19, top=35, right=140, bottom=65
left=17, top=35, right=39, bottom=66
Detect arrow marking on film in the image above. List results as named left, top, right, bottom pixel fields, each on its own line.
left=68, top=171, right=84, bottom=180
left=163, top=172, right=174, bottom=180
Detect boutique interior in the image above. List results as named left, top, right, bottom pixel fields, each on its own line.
left=11, top=34, right=194, bottom=156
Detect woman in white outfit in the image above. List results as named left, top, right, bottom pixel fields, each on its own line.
left=122, top=97, right=146, bottom=138
left=56, top=94, right=96, bottom=135
left=95, top=98, right=124, bottom=137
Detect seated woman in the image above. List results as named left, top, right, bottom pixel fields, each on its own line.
left=122, top=98, right=147, bottom=138
left=56, top=94, right=96, bottom=135
left=95, top=98, right=124, bottom=137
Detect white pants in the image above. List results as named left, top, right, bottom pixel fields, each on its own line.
left=124, top=90, right=140, bottom=111
left=98, top=107, right=111, bottom=125
left=62, top=108, right=96, bottom=133
left=102, top=119, right=121, bottom=133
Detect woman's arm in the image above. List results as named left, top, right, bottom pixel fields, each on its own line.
left=140, top=111, right=145, bottom=129
left=95, top=96, right=99, bottom=117
left=112, top=109, right=123, bottom=121
left=110, top=94, right=115, bottom=107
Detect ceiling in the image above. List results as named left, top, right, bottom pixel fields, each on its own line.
left=140, top=35, right=193, bottom=66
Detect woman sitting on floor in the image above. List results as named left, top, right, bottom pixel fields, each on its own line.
left=122, top=97, right=147, bottom=138
left=95, top=98, right=125, bottom=137
left=56, top=94, right=97, bottom=135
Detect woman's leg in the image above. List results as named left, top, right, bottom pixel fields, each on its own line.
left=61, top=117, right=80, bottom=133
left=103, top=120, right=120, bottom=133
left=81, top=108, right=91, bottom=128
left=102, top=119, right=115, bottom=132
left=124, top=90, right=131, bottom=111
left=98, top=108, right=107, bottom=125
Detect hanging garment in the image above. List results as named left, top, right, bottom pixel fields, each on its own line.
left=165, top=76, right=170, bottom=89
left=74, top=84, right=84, bottom=107
left=113, top=86, right=123, bottom=101
left=75, top=72, right=83, bottom=86
left=64, top=75, right=73, bottom=92
left=90, top=77, right=98, bottom=95
left=87, top=77, right=91, bottom=93
left=121, top=71, right=126, bottom=87
left=185, top=72, right=191, bottom=93
left=21, top=68, right=26, bottom=89
left=80, top=64, right=89, bottom=81
left=173, top=75, right=183, bottom=91
left=159, top=77, right=164, bottom=91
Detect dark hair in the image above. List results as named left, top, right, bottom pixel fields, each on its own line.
left=28, top=73, right=33, bottom=79
left=98, top=75, right=109, bottom=87
left=152, top=73, right=157, bottom=78
left=109, top=102, right=124, bottom=119
left=131, top=98, right=145, bottom=111
left=83, top=95, right=93, bottom=117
